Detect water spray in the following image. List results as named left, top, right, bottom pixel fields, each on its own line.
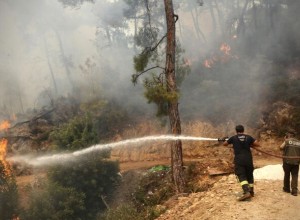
left=7, top=135, right=219, bottom=167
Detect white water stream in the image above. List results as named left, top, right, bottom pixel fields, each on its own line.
left=8, top=135, right=218, bottom=167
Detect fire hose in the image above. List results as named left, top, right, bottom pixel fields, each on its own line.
left=251, top=146, right=300, bottom=159
left=217, top=137, right=300, bottom=159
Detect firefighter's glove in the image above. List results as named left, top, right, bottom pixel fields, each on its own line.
left=218, top=137, right=228, bottom=142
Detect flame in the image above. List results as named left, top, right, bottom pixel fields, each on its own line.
left=0, top=138, right=10, bottom=174
left=0, top=120, right=11, bottom=175
left=203, top=42, right=238, bottom=68
left=220, top=43, right=231, bottom=55
left=204, top=59, right=213, bottom=68
left=0, top=120, right=10, bottom=130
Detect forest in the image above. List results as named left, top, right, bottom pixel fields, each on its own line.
left=1, top=0, right=300, bottom=219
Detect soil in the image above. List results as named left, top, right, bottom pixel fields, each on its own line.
left=156, top=175, right=300, bottom=220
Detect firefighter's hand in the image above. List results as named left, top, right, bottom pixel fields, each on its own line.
left=218, top=137, right=228, bottom=142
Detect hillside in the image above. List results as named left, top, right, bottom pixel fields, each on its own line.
left=156, top=175, right=300, bottom=220
left=14, top=124, right=295, bottom=219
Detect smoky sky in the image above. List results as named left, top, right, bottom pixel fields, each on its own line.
left=0, top=0, right=299, bottom=127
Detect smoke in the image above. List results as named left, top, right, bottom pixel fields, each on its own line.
left=0, top=0, right=96, bottom=112
left=0, top=0, right=299, bottom=126
left=176, top=1, right=300, bottom=127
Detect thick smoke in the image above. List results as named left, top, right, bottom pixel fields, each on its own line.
left=1, top=0, right=299, bottom=127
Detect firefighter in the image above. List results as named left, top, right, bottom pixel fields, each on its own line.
left=219, top=125, right=260, bottom=201
left=280, top=130, right=300, bottom=196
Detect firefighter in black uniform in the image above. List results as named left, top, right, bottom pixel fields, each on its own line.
left=280, top=130, right=300, bottom=196
left=220, top=125, right=260, bottom=201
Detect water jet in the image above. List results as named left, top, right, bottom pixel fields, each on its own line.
left=8, top=135, right=218, bottom=167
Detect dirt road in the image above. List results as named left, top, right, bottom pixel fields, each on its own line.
left=156, top=174, right=300, bottom=220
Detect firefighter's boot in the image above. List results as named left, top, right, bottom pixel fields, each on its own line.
left=249, top=185, right=254, bottom=197
left=238, top=184, right=251, bottom=201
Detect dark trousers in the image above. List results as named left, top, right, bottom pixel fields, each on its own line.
left=235, top=163, right=254, bottom=184
left=283, top=162, right=299, bottom=192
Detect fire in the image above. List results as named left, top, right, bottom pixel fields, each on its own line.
left=220, top=43, right=231, bottom=55
left=0, top=120, right=10, bottom=130
left=0, top=138, right=10, bottom=174
left=204, top=59, right=213, bottom=68
left=0, top=120, right=11, bottom=175
left=203, top=42, right=238, bottom=68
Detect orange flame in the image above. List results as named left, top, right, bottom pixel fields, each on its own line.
left=203, top=42, right=238, bottom=68
left=0, top=120, right=10, bottom=130
left=0, top=138, right=10, bottom=174
left=0, top=120, right=11, bottom=175
left=204, top=59, right=213, bottom=68
left=220, top=43, right=231, bottom=55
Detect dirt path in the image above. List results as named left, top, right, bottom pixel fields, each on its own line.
left=156, top=174, right=300, bottom=220
left=119, top=157, right=300, bottom=220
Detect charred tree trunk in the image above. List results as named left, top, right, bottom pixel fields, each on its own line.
left=164, top=0, right=185, bottom=193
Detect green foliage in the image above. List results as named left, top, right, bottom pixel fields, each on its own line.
left=39, top=101, right=125, bottom=219
left=0, top=162, right=19, bottom=220
left=100, top=203, right=144, bottom=220
left=48, top=154, right=120, bottom=219
left=132, top=26, right=159, bottom=75
left=144, top=77, right=179, bottom=116
left=23, top=182, right=86, bottom=220
left=93, top=101, right=131, bottom=140
left=49, top=114, right=99, bottom=151
left=133, top=52, right=152, bottom=73
left=133, top=38, right=189, bottom=118
left=134, top=27, right=158, bottom=48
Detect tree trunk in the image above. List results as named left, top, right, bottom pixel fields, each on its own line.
left=43, top=36, right=58, bottom=97
left=164, top=0, right=185, bottom=193
left=54, top=29, right=76, bottom=92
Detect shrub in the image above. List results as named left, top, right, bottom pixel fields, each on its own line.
left=100, top=203, right=144, bottom=220
left=49, top=114, right=99, bottom=151
left=22, top=182, right=85, bottom=220
left=48, top=153, right=120, bottom=219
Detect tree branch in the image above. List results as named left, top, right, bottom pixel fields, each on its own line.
left=142, top=34, right=167, bottom=54
left=133, top=66, right=165, bottom=84
left=11, top=108, right=55, bottom=128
